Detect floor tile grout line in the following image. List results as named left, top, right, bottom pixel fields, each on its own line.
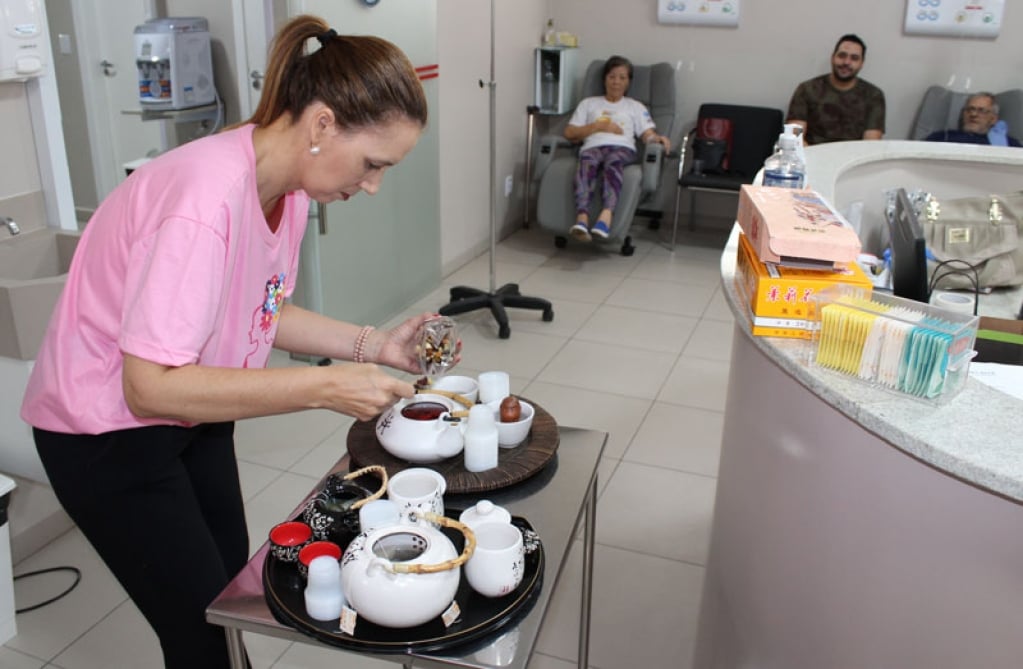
left=615, top=456, right=720, bottom=483
left=591, top=540, right=711, bottom=570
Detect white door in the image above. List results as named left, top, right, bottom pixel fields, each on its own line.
left=285, top=0, right=441, bottom=326
left=75, top=0, right=165, bottom=202
left=234, top=0, right=274, bottom=119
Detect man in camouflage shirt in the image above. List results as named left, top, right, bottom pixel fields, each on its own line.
left=786, top=34, right=885, bottom=145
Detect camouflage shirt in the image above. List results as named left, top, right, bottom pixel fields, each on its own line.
left=787, top=74, right=885, bottom=145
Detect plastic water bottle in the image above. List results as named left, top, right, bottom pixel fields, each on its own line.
left=762, top=123, right=806, bottom=189
left=543, top=19, right=556, bottom=46
left=541, top=60, right=557, bottom=112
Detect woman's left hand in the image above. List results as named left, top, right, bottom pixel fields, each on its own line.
left=371, top=312, right=462, bottom=374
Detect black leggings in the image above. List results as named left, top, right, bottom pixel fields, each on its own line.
left=35, top=422, right=249, bottom=669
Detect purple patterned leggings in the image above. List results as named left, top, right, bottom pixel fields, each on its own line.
left=573, top=145, right=636, bottom=216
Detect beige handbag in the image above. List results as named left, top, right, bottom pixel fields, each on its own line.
left=922, top=191, right=1023, bottom=289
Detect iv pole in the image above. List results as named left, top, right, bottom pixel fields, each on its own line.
left=438, top=0, right=553, bottom=339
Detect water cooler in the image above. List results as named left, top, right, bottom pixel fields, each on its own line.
left=535, top=46, right=579, bottom=115
left=0, top=0, right=47, bottom=81
left=133, top=17, right=215, bottom=110
left=0, top=474, right=16, bottom=644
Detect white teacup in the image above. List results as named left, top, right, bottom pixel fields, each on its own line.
left=386, top=467, right=446, bottom=526
left=464, top=521, right=525, bottom=598
left=477, top=370, right=510, bottom=405
left=431, top=375, right=479, bottom=404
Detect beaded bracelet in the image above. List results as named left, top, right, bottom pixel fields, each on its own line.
left=353, top=325, right=375, bottom=364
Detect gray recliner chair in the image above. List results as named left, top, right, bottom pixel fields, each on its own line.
left=909, top=85, right=1023, bottom=140
left=532, top=60, right=680, bottom=256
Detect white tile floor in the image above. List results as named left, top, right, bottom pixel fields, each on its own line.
left=2, top=221, right=733, bottom=669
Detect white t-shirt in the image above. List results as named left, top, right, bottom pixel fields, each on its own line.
left=568, top=96, right=656, bottom=152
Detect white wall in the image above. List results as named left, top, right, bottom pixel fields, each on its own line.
left=550, top=1, right=1023, bottom=139
left=437, top=0, right=548, bottom=275
left=13, top=1, right=1023, bottom=276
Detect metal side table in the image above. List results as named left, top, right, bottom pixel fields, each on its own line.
left=207, top=426, right=606, bottom=669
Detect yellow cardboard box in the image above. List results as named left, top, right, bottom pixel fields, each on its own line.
left=735, top=232, right=873, bottom=339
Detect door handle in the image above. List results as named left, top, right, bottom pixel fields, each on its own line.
left=250, top=70, right=264, bottom=91
left=100, top=59, right=116, bottom=77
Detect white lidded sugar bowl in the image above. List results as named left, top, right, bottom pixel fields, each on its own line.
left=340, top=512, right=476, bottom=628
left=375, top=393, right=465, bottom=463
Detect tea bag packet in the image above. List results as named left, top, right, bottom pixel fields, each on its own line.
left=816, top=305, right=839, bottom=370
left=858, top=314, right=887, bottom=382
left=923, top=325, right=954, bottom=399
left=880, top=317, right=913, bottom=389
left=901, top=326, right=929, bottom=395
left=894, top=307, right=926, bottom=391
left=875, top=317, right=898, bottom=388
left=850, top=310, right=874, bottom=375
left=817, top=303, right=855, bottom=372
left=839, top=307, right=871, bottom=375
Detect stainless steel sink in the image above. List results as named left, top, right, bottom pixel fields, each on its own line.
left=0, top=229, right=81, bottom=360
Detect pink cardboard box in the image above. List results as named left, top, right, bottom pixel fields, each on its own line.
left=736, top=185, right=862, bottom=267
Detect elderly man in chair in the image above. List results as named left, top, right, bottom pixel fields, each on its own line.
left=925, top=93, right=1022, bottom=147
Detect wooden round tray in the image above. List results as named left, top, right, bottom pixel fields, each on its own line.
left=347, top=397, right=559, bottom=494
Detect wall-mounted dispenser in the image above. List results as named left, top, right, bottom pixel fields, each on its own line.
left=133, top=17, right=215, bottom=110
left=0, top=0, right=48, bottom=82
left=535, top=46, right=579, bottom=115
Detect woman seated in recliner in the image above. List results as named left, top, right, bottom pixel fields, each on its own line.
left=564, top=55, right=671, bottom=242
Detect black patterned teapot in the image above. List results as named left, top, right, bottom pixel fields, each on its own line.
left=302, top=465, right=387, bottom=548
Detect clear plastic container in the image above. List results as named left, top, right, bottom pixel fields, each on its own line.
left=810, top=285, right=979, bottom=403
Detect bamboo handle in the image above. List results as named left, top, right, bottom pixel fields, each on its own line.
left=345, top=464, right=388, bottom=510
left=388, top=512, right=477, bottom=574
left=417, top=387, right=475, bottom=409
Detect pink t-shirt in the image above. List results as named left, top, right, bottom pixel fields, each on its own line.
left=21, top=124, right=310, bottom=434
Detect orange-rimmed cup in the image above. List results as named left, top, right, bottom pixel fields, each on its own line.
left=268, top=521, right=312, bottom=563
left=297, top=540, right=342, bottom=579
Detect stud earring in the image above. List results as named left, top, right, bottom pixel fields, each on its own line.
left=310, top=146, right=321, bottom=155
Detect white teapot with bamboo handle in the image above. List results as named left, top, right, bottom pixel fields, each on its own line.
left=375, top=392, right=471, bottom=463
left=340, top=512, right=476, bottom=628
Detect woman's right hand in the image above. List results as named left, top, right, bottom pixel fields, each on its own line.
left=593, top=117, right=623, bottom=135
left=320, top=363, right=415, bottom=421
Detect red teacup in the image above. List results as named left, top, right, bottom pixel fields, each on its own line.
left=268, top=521, right=313, bottom=563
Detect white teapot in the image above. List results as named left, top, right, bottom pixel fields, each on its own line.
left=375, top=393, right=465, bottom=463
left=340, top=512, right=476, bottom=628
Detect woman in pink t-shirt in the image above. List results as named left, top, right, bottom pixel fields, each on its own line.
left=21, top=15, right=438, bottom=668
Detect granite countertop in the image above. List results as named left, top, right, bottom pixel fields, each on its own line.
left=721, top=226, right=1023, bottom=502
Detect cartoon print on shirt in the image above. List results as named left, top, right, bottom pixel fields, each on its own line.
left=243, top=272, right=286, bottom=368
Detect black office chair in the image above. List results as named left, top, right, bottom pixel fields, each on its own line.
left=671, top=104, right=783, bottom=245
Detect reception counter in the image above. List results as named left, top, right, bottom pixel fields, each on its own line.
left=695, top=141, right=1023, bottom=669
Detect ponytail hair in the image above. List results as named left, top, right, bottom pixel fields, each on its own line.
left=245, top=14, right=427, bottom=131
